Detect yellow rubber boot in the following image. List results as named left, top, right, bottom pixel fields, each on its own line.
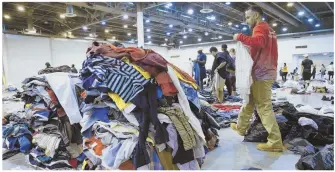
left=257, top=143, right=283, bottom=152
left=231, top=123, right=246, bottom=136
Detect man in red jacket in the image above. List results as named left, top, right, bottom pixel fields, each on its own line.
left=231, top=6, right=283, bottom=152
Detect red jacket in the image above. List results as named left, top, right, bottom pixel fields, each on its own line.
left=237, top=22, right=278, bottom=81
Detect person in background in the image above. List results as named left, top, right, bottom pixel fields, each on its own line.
left=71, top=64, right=78, bottom=73
left=193, top=49, right=207, bottom=90
left=232, top=6, right=283, bottom=152
left=312, top=65, right=316, bottom=79
left=301, top=54, right=313, bottom=88
left=229, top=48, right=237, bottom=96
left=282, top=63, right=288, bottom=82
left=45, top=62, right=52, bottom=69
left=210, top=47, right=232, bottom=103
left=279, top=67, right=283, bottom=80
left=221, top=44, right=233, bottom=96
left=327, top=62, right=334, bottom=80
left=320, top=64, right=326, bottom=79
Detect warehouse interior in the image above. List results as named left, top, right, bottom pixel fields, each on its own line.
left=2, top=1, right=334, bottom=170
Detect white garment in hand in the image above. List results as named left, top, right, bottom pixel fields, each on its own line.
left=298, top=117, right=318, bottom=130
left=235, top=41, right=253, bottom=104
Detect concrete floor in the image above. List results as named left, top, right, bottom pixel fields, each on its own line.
left=2, top=88, right=333, bottom=170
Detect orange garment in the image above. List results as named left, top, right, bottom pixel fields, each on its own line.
left=84, top=137, right=105, bottom=156
left=46, top=88, right=58, bottom=106
left=156, top=72, right=178, bottom=96
left=106, top=44, right=146, bottom=61
left=168, top=63, right=196, bottom=83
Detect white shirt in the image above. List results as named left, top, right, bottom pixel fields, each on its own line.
left=327, top=64, right=334, bottom=72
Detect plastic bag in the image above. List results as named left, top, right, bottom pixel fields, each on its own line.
left=243, top=114, right=289, bottom=143
left=296, top=144, right=334, bottom=170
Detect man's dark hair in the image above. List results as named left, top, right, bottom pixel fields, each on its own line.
left=221, top=44, right=228, bottom=49
left=247, top=5, right=264, bottom=16
left=72, top=64, right=75, bottom=67
left=197, top=50, right=203, bottom=54
left=209, top=47, right=218, bottom=53
left=45, top=62, right=50, bottom=67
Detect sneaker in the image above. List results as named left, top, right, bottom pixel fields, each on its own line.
left=230, top=123, right=245, bottom=136
left=256, top=143, right=283, bottom=152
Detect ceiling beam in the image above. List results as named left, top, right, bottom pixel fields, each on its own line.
left=271, top=2, right=302, bottom=23
left=295, top=2, right=320, bottom=21
left=325, top=2, right=334, bottom=13
left=254, top=2, right=300, bottom=27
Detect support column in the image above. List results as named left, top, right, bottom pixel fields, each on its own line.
left=136, top=2, right=144, bottom=48
left=27, top=9, right=34, bottom=30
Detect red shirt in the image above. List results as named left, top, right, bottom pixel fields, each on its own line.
left=237, top=22, right=278, bottom=81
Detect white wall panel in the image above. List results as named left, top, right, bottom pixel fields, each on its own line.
left=4, top=34, right=52, bottom=86
left=50, top=38, right=91, bottom=70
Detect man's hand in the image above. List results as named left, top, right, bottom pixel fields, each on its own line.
left=233, top=34, right=239, bottom=41
left=192, top=60, right=197, bottom=63
left=215, top=68, right=219, bottom=73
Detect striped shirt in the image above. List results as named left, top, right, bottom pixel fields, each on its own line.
left=81, top=55, right=150, bottom=102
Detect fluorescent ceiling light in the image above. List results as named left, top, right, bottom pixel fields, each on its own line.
left=262, top=17, right=265, bottom=21
left=124, top=25, right=128, bottom=28
left=188, top=28, right=193, bottom=32
left=89, top=33, right=93, bottom=37
left=228, top=22, right=232, bottom=26
left=218, top=36, right=222, bottom=39
left=165, top=38, right=168, bottom=41
left=105, top=29, right=109, bottom=33
left=148, top=41, right=152, bottom=44
left=272, top=23, right=278, bottom=27
left=187, top=9, right=194, bottom=15
left=315, top=24, right=320, bottom=27
left=146, top=28, right=151, bottom=32
left=17, top=6, right=25, bottom=11
left=282, top=27, right=288, bottom=32
left=60, top=14, right=66, bottom=19
left=298, top=11, right=305, bottom=16
left=101, top=21, right=106, bottom=25
left=167, top=32, right=171, bottom=36
left=158, top=9, right=169, bottom=13
left=198, top=38, right=202, bottom=42
left=235, top=24, right=239, bottom=28
left=179, top=40, right=183, bottom=44
left=4, top=15, right=10, bottom=19
left=225, top=2, right=231, bottom=5
left=82, top=26, right=88, bottom=30
left=308, top=18, right=314, bottom=22
left=207, top=15, right=216, bottom=20
left=147, top=36, right=151, bottom=39
left=204, top=32, right=209, bottom=36
left=183, top=35, right=187, bottom=39
left=242, top=27, right=247, bottom=30
left=165, top=3, right=173, bottom=8
left=287, top=2, right=294, bottom=7
left=127, top=33, right=131, bottom=36
left=181, top=15, right=191, bottom=18
left=169, top=24, right=173, bottom=28
left=123, top=14, right=129, bottom=19
left=145, top=19, right=150, bottom=23
left=112, top=36, right=116, bottom=39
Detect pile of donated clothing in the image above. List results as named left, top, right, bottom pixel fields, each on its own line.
left=2, top=42, right=220, bottom=170
left=243, top=101, right=334, bottom=170
left=2, top=72, right=84, bottom=169
left=78, top=42, right=220, bottom=170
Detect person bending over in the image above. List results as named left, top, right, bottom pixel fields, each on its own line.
left=210, top=47, right=232, bottom=103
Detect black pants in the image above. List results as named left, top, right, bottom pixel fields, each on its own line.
left=329, top=71, right=334, bottom=80
left=303, top=72, right=312, bottom=81
left=225, top=78, right=232, bottom=96
left=231, top=76, right=236, bottom=91
left=312, top=72, right=316, bottom=79
left=282, top=72, right=288, bottom=81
